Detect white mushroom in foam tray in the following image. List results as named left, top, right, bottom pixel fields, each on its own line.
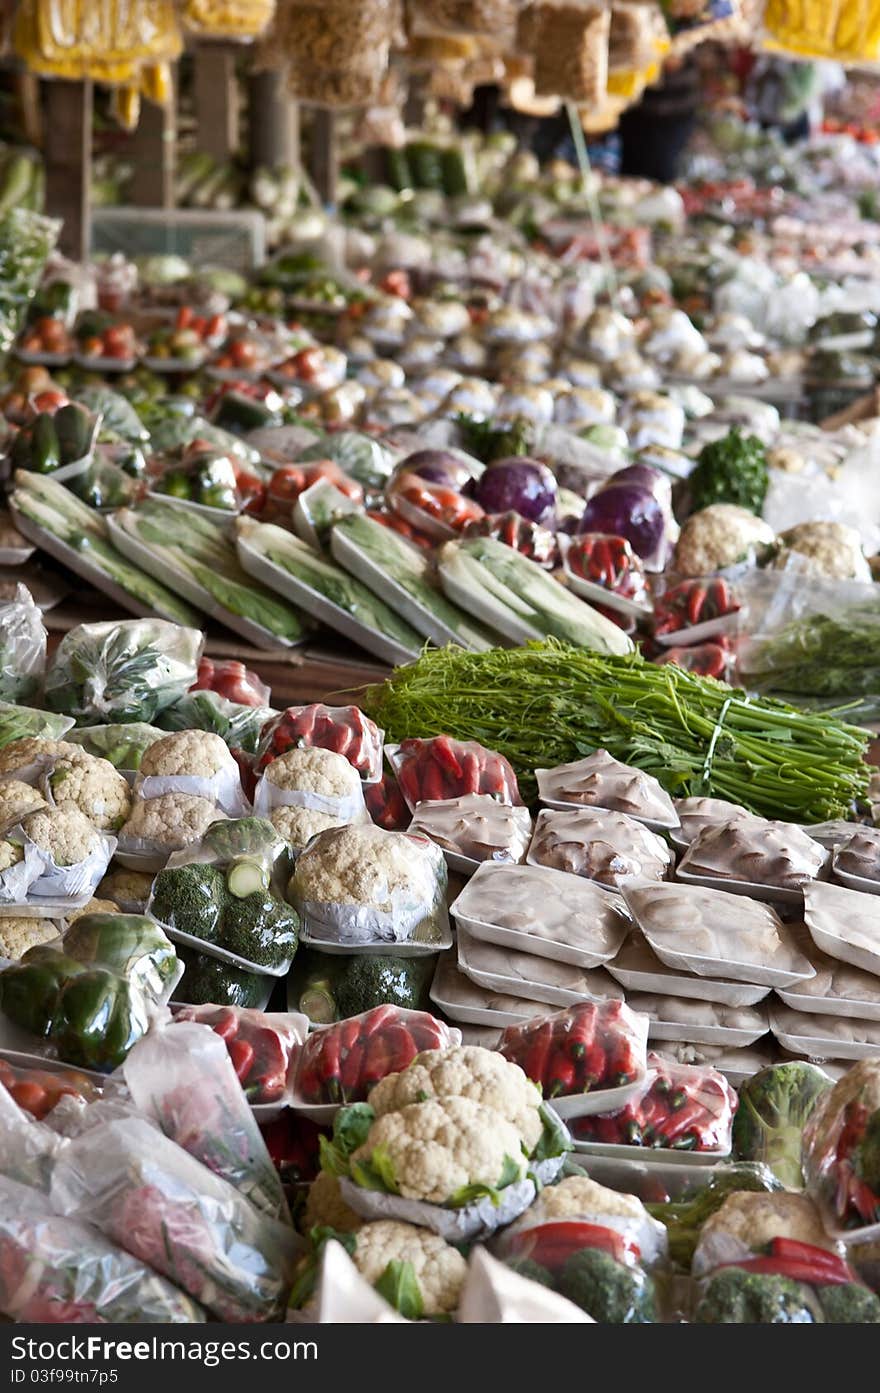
left=536, top=750, right=678, bottom=829
left=677, top=812, right=829, bottom=892
left=527, top=806, right=674, bottom=889
left=408, top=794, right=532, bottom=867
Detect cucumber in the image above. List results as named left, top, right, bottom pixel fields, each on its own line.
left=406, top=140, right=445, bottom=190
left=175, top=151, right=217, bottom=204
left=211, top=390, right=279, bottom=435
left=298, top=979, right=337, bottom=1024
left=386, top=147, right=412, bottom=191
left=226, top=857, right=270, bottom=899
left=54, top=403, right=92, bottom=464
left=31, top=414, right=60, bottom=473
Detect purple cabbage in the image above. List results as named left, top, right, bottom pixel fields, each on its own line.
left=474, top=456, right=557, bottom=526
left=398, top=450, right=477, bottom=494
left=578, top=463, right=678, bottom=569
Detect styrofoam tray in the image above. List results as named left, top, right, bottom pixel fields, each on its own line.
left=237, top=533, right=422, bottom=667
left=831, top=860, right=880, bottom=896
left=143, top=355, right=207, bottom=374
left=330, top=525, right=474, bottom=648
left=439, top=566, right=537, bottom=646
left=643, top=1014, right=769, bottom=1049
left=775, top=984, right=880, bottom=1022
left=13, top=349, right=72, bottom=367
left=770, top=1013, right=880, bottom=1062
left=653, top=610, right=740, bottom=648
left=562, top=562, right=653, bottom=621
left=8, top=504, right=194, bottom=628
left=551, top=1072, right=651, bottom=1122
left=674, top=864, right=821, bottom=906
left=0, top=542, right=35, bottom=565
left=637, top=924, right=816, bottom=990
left=537, top=796, right=678, bottom=834
left=299, top=922, right=452, bottom=958
left=144, top=490, right=238, bottom=529
left=158, top=921, right=293, bottom=979
left=106, top=515, right=305, bottom=653
left=451, top=907, right=618, bottom=972
left=572, top=1139, right=731, bottom=1165
left=802, top=821, right=865, bottom=850
left=0, top=894, right=92, bottom=918
left=457, top=931, right=605, bottom=1008
left=428, top=990, right=549, bottom=1028
left=112, top=849, right=168, bottom=874
left=0, top=1044, right=116, bottom=1087
left=805, top=920, right=880, bottom=978
left=73, top=354, right=138, bottom=373
left=606, top=954, right=771, bottom=1008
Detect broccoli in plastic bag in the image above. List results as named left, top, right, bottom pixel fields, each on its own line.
left=43, top=619, right=203, bottom=725
left=157, top=689, right=276, bottom=755
left=0, top=584, right=46, bottom=704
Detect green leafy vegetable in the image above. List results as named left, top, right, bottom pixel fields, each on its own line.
left=741, top=605, right=880, bottom=698
left=374, top=1261, right=424, bottom=1320
left=689, top=428, right=769, bottom=515
left=732, top=1063, right=833, bottom=1189
left=456, top=414, right=534, bottom=463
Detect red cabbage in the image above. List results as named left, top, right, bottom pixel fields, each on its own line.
left=474, top=456, right=557, bottom=526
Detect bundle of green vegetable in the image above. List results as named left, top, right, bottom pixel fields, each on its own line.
left=362, top=639, right=871, bottom=817
left=689, top=428, right=769, bottom=516
left=740, top=603, right=880, bottom=698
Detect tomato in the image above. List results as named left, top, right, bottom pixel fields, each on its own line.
left=31, top=389, right=69, bottom=412
left=80, top=335, right=104, bottom=357
left=231, top=338, right=260, bottom=368
left=104, top=324, right=135, bottom=352
left=289, top=347, right=325, bottom=383
left=380, top=269, right=411, bottom=299
left=176, top=306, right=193, bottom=331
left=267, top=465, right=307, bottom=504
left=205, top=313, right=226, bottom=340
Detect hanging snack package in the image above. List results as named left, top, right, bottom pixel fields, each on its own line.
left=183, top=0, right=275, bottom=38
left=0, top=1174, right=206, bottom=1323
left=123, top=1020, right=289, bottom=1221
left=49, top=1116, right=298, bottom=1323
left=691, top=1189, right=880, bottom=1323
left=519, top=2, right=611, bottom=105
left=43, top=619, right=202, bottom=726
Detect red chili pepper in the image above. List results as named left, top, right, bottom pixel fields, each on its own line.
left=227, top=1037, right=255, bottom=1082
left=431, top=736, right=463, bottom=780
left=316, top=1029, right=343, bottom=1102
left=397, top=759, right=423, bottom=809
left=517, top=1020, right=554, bottom=1087
left=209, top=1007, right=239, bottom=1042
left=383, top=1023, right=419, bottom=1073
left=546, top=1049, right=577, bottom=1098
left=573, top=1041, right=608, bottom=1091
left=362, top=1033, right=394, bottom=1086
left=336, top=1017, right=362, bottom=1053
left=360, top=1005, right=402, bottom=1038
left=768, top=1239, right=857, bottom=1285
left=339, top=1042, right=366, bottom=1099
left=458, top=749, right=482, bottom=795
left=654, top=1097, right=707, bottom=1145
left=509, top=1221, right=637, bottom=1271
left=687, top=583, right=707, bottom=627
left=407, top=1017, right=446, bottom=1051
left=419, top=760, right=447, bottom=801
left=296, top=1063, right=323, bottom=1104
left=565, top=1004, right=597, bottom=1060
left=720, top=1253, right=855, bottom=1287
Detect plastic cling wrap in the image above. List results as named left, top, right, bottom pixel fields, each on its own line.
left=802, top=1060, right=880, bottom=1238
left=0, top=1175, right=206, bottom=1323
left=293, top=1006, right=457, bottom=1106
left=390, top=736, right=522, bottom=810
left=256, top=705, right=383, bottom=783
left=49, top=1116, right=298, bottom=1322
left=172, top=1005, right=304, bottom=1104
left=43, top=619, right=202, bottom=726
left=0, top=584, right=46, bottom=705
left=571, top=1053, right=738, bottom=1156
left=499, top=1000, right=649, bottom=1106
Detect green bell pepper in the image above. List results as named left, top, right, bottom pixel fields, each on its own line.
left=51, top=969, right=150, bottom=1072
left=63, top=913, right=178, bottom=1000
left=0, top=951, right=86, bottom=1038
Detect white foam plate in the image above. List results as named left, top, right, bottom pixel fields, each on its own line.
left=770, top=1017, right=880, bottom=1062
left=457, top=932, right=609, bottom=1008
left=237, top=533, right=421, bottom=667
left=551, top=1071, right=651, bottom=1121
left=653, top=610, right=740, bottom=648
left=13, top=349, right=72, bottom=367
left=638, top=924, right=816, bottom=990
left=438, top=566, right=537, bottom=646
left=451, top=907, right=619, bottom=971
left=562, top=561, right=653, bottom=620
left=537, top=797, right=678, bottom=834
left=143, top=355, right=207, bottom=374
left=674, top=864, right=821, bottom=906
left=112, top=850, right=168, bottom=874
left=775, top=984, right=880, bottom=1022
left=644, top=1015, right=769, bottom=1048
left=606, top=957, right=771, bottom=1007
left=158, top=922, right=293, bottom=979
left=73, top=354, right=137, bottom=373
left=805, top=920, right=880, bottom=978
left=0, top=895, right=92, bottom=918
left=831, top=861, right=880, bottom=896
left=299, top=921, right=451, bottom=958
left=572, top=1139, right=731, bottom=1165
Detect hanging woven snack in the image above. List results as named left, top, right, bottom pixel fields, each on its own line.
left=415, top=0, right=519, bottom=39
left=182, top=0, right=276, bottom=39
left=517, top=2, right=611, bottom=106
left=763, top=0, right=880, bottom=62
left=279, top=0, right=397, bottom=107
left=14, top=0, right=182, bottom=84
left=609, top=1, right=667, bottom=71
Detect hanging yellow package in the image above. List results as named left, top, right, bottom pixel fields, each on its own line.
left=14, top=0, right=182, bottom=83
left=183, top=0, right=275, bottom=40
left=764, top=0, right=880, bottom=61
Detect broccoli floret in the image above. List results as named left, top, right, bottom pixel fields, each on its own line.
left=689, top=427, right=769, bottom=516
left=219, top=892, right=299, bottom=968
left=818, top=1282, right=880, bottom=1323
left=176, top=947, right=267, bottom=1008
left=335, top=956, right=430, bottom=1018
left=854, top=1111, right=880, bottom=1196
left=732, top=1063, right=833, bottom=1190
left=149, top=863, right=227, bottom=942
left=647, top=1163, right=784, bottom=1272
left=508, top=1258, right=555, bottom=1290
left=694, top=1269, right=816, bottom=1324
left=557, top=1249, right=656, bottom=1323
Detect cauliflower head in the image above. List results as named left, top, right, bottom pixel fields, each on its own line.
left=0, top=778, right=47, bottom=827
left=271, top=804, right=350, bottom=850
left=21, top=807, right=100, bottom=866
left=369, top=1046, right=543, bottom=1154
left=97, top=867, right=153, bottom=907
left=266, top=747, right=361, bottom=799
left=700, top=1191, right=835, bottom=1256
left=67, top=897, right=119, bottom=923
left=521, top=1175, right=649, bottom=1226
left=0, top=840, right=23, bottom=873
left=673, top=504, right=775, bottom=577
left=352, top=1095, right=527, bottom=1205
left=293, top=824, right=445, bottom=912
left=770, top=521, right=871, bottom=582
left=0, top=917, right=58, bottom=959
left=140, top=731, right=233, bottom=780
left=352, top=1220, right=466, bottom=1316
left=0, top=739, right=82, bottom=776
left=302, top=1171, right=363, bottom=1236
left=119, top=793, right=221, bottom=850
left=47, top=755, right=131, bottom=832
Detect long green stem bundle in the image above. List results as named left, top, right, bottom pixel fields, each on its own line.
left=362, top=640, right=871, bottom=820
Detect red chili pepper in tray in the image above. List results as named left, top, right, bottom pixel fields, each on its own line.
left=656, top=642, right=730, bottom=680
left=507, top=1221, right=639, bottom=1271
left=653, top=578, right=740, bottom=636
left=566, top=533, right=648, bottom=603
left=295, top=1007, right=456, bottom=1105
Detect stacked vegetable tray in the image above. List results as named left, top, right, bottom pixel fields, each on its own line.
left=1, top=116, right=880, bottom=1323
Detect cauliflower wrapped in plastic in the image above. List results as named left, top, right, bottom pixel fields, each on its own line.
left=673, top=504, right=775, bottom=577
left=0, top=739, right=81, bottom=776
left=140, top=731, right=234, bottom=780
left=0, top=841, right=23, bottom=873
left=46, top=755, right=131, bottom=833
left=0, top=779, right=47, bottom=827
left=270, top=805, right=350, bottom=851
left=351, top=1095, right=528, bottom=1206
left=368, top=1046, right=543, bottom=1154
left=302, top=1172, right=363, bottom=1236
left=0, top=917, right=58, bottom=959
left=769, top=522, right=871, bottom=582
left=119, top=793, right=221, bottom=852
left=20, top=808, right=100, bottom=867
left=67, top=898, right=120, bottom=923
left=265, top=747, right=361, bottom=800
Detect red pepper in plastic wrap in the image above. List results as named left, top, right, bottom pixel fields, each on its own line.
left=191, top=656, right=271, bottom=708
left=653, top=577, right=740, bottom=637
left=256, top=703, right=383, bottom=781
left=566, top=532, right=649, bottom=604
left=654, top=640, right=732, bottom=681
left=364, top=769, right=410, bottom=831
left=293, top=1007, right=455, bottom=1105
left=499, top=1000, right=647, bottom=1100
left=571, top=1053, right=738, bottom=1153
left=391, top=736, right=523, bottom=809
left=462, top=510, right=560, bottom=569
left=173, top=1005, right=303, bottom=1104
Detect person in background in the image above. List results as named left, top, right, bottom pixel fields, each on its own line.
left=748, top=56, right=845, bottom=143
left=618, top=53, right=702, bottom=183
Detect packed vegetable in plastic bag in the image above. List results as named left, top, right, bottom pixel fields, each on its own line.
left=157, top=691, right=276, bottom=756
left=173, top=1004, right=304, bottom=1104
left=123, top=1021, right=289, bottom=1221
left=565, top=533, right=648, bottom=606
left=289, top=949, right=434, bottom=1025
left=0, top=1174, right=206, bottom=1323
left=43, top=618, right=203, bottom=725
left=691, top=1190, right=880, bottom=1323
left=498, top=1000, right=648, bottom=1102
left=0, top=703, right=74, bottom=750
left=462, top=511, right=559, bottom=569
left=293, top=1006, right=457, bottom=1106
left=0, top=914, right=179, bottom=1072
left=652, top=576, right=740, bottom=636
left=495, top=1173, right=664, bottom=1323
left=571, top=1052, right=738, bottom=1153
left=288, top=824, right=449, bottom=947
left=390, top=736, right=522, bottom=810
left=732, top=1062, right=834, bottom=1190
left=0, top=1080, right=64, bottom=1190
left=49, top=1115, right=298, bottom=1322
left=363, top=769, right=411, bottom=831
left=802, top=1059, right=880, bottom=1235
left=191, top=655, right=271, bottom=708
left=0, top=1055, right=100, bottom=1121
left=135, top=728, right=249, bottom=818
left=643, top=1163, right=786, bottom=1272
left=149, top=816, right=299, bottom=971
left=0, top=583, right=46, bottom=704
left=256, top=704, right=383, bottom=782
left=67, top=722, right=166, bottom=771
